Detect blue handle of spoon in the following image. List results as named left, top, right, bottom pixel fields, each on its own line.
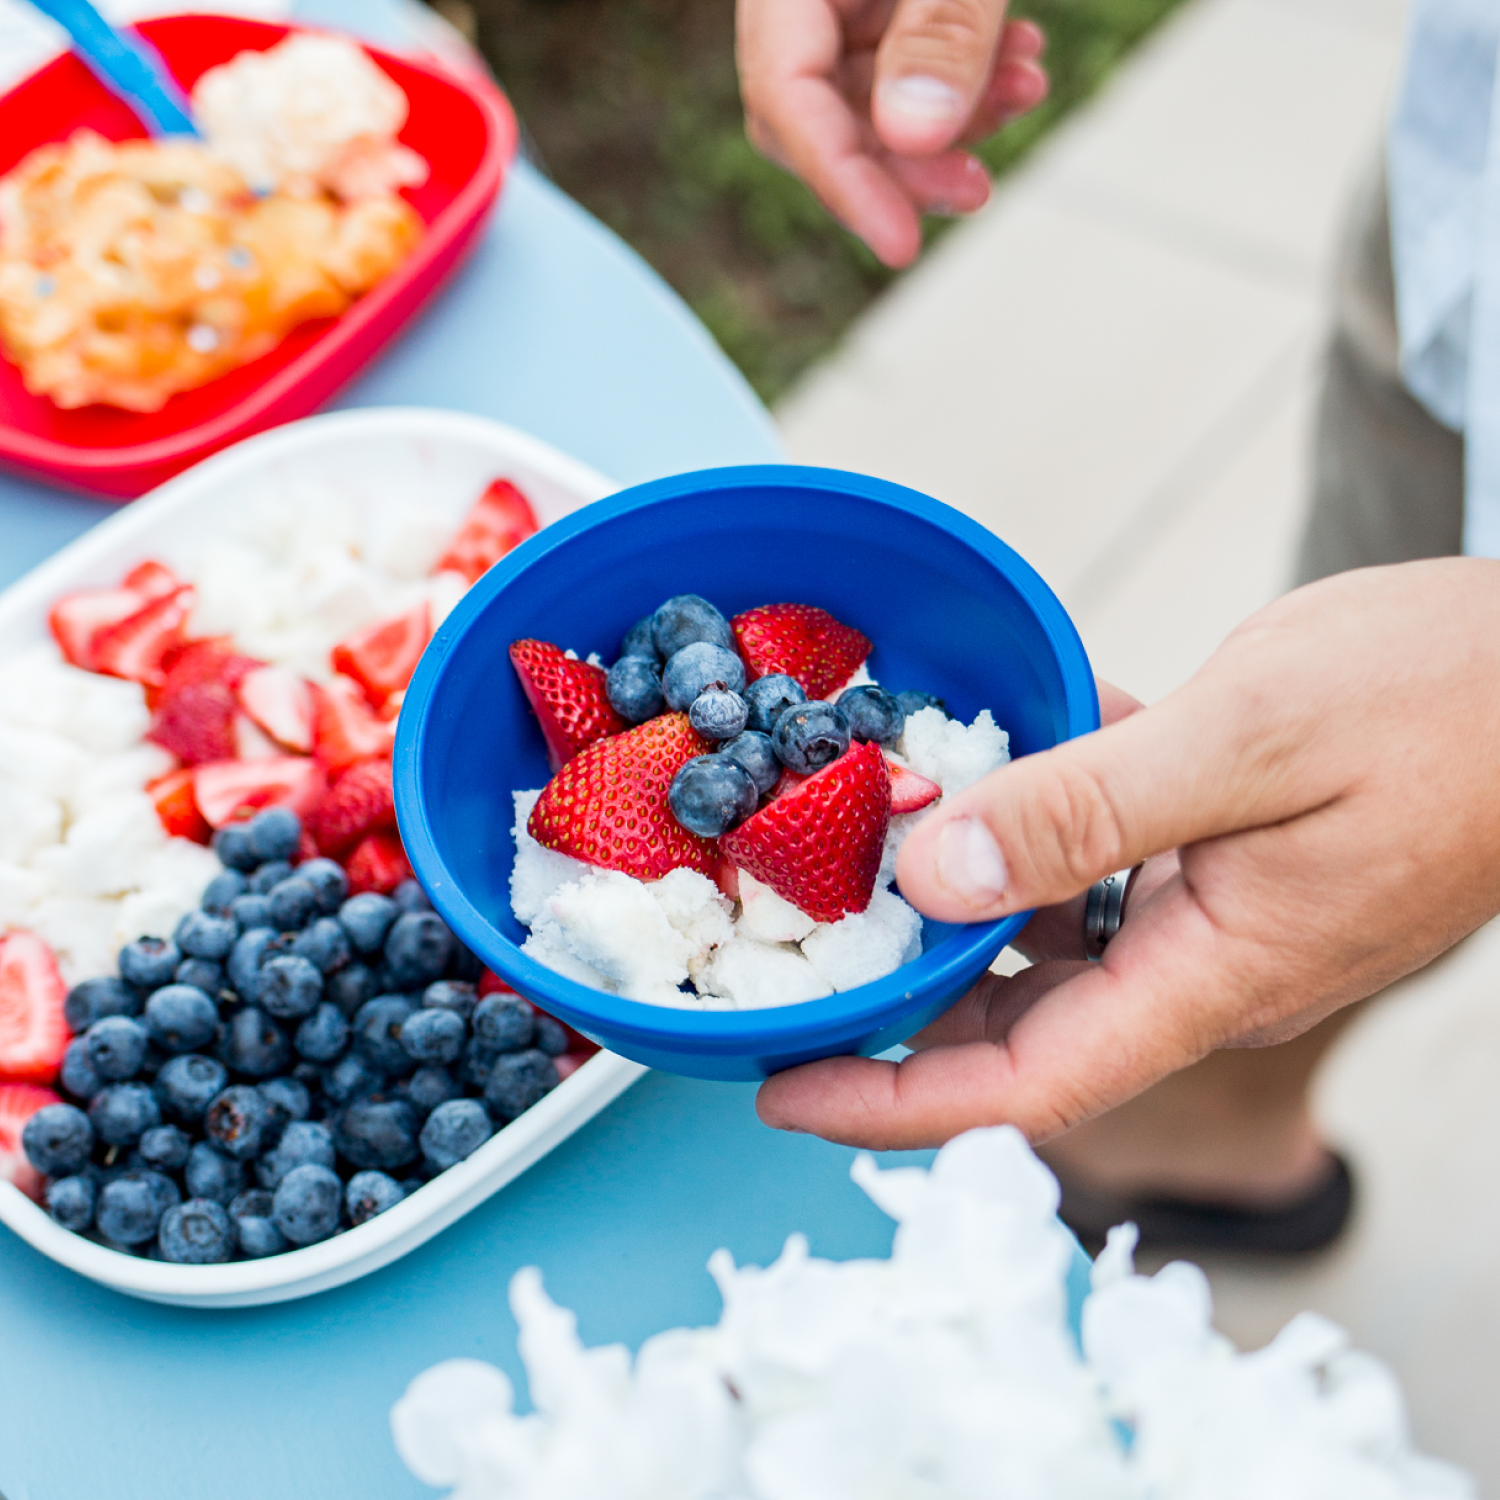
left=26, top=0, right=197, bottom=136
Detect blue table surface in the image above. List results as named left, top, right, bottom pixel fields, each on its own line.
left=0, top=11, right=1088, bottom=1495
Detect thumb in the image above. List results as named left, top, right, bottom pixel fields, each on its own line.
left=872, top=0, right=1010, bottom=156
left=894, top=673, right=1316, bottom=924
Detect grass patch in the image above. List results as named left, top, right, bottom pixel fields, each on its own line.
left=444, top=0, right=1193, bottom=402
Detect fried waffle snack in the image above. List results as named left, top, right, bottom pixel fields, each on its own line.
left=0, top=131, right=421, bottom=413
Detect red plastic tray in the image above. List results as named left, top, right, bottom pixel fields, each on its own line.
left=0, top=14, right=518, bottom=499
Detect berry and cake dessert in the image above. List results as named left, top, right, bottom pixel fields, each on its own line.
left=0, top=470, right=602, bottom=1263
left=509, top=594, right=1010, bottom=1008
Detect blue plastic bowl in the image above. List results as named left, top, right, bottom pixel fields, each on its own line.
left=395, top=465, right=1098, bottom=1080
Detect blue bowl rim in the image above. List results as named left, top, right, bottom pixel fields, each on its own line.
left=394, top=463, right=1100, bottom=1054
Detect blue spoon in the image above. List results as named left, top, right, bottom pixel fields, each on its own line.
left=26, top=0, right=197, bottom=135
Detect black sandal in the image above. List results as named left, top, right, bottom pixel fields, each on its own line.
left=1055, top=1152, right=1356, bottom=1258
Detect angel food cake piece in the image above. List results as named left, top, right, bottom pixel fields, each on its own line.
left=507, top=595, right=1010, bottom=1008
left=0, top=35, right=423, bottom=412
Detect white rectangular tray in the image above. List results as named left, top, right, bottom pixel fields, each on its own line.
left=0, top=407, right=647, bottom=1307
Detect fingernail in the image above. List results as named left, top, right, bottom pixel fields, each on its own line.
left=935, top=818, right=1007, bottom=908
left=879, top=75, right=964, bottom=123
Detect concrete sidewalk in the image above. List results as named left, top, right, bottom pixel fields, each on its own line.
left=777, top=0, right=1500, bottom=1490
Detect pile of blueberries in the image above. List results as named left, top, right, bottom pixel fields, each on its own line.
left=606, top=594, right=942, bottom=840
left=20, top=806, right=570, bottom=1265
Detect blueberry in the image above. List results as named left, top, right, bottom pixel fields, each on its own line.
left=98, top=1171, right=178, bottom=1245
left=175, top=908, right=237, bottom=962
left=267, top=877, right=317, bottom=932
left=138, top=1124, right=192, bottom=1173
left=668, top=755, right=758, bottom=837
left=771, top=701, right=850, bottom=774
left=448, top=943, right=484, bottom=983
left=715, top=729, right=781, bottom=795
left=64, top=975, right=140, bottom=1033
left=227, top=926, right=276, bottom=1000
left=118, top=936, right=181, bottom=992
left=291, top=916, right=350, bottom=975
left=420, top=1098, right=493, bottom=1172
left=352, top=995, right=416, bottom=1074
left=257, top=1076, right=311, bottom=1135
left=895, top=690, right=947, bottom=719
left=271, top=1163, right=343, bottom=1245
left=84, top=1016, right=149, bottom=1081
left=838, top=685, right=904, bottom=745
left=661, top=642, right=746, bottom=712
left=459, top=1037, right=502, bottom=1089
left=59, top=1037, right=102, bottom=1102
left=401, top=1066, right=459, bottom=1118
left=620, top=613, right=660, bottom=663
left=257, top=954, right=323, bottom=1020
left=384, top=913, right=453, bottom=990
left=346, top=1170, right=405, bottom=1225
left=218, top=1007, right=291, bottom=1078
left=229, top=1189, right=288, bottom=1258
left=689, top=688, right=749, bottom=741
left=650, top=594, right=735, bottom=658
left=200, top=869, right=248, bottom=915
left=295, top=1002, right=350, bottom=1063
left=256, top=1120, right=335, bottom=1191
left=298, top=858, right=348, bottom=915
left=158, top=1199, right=233, bottom=1263
left=471, top=993, right=534, bottom=1052
left=247, top=859, right=293, bottom=895
left=335, top=1099, right=419, bottom=1170
left=230, top=893, right=273, bottom=932
left=606, top=656, right=665, bottom=723
left=533, top=1015, right=570, bottom=1057
left=135, top=1040, right=169, bottom=1079
left=213, top=824, right=259, bottom=872
left=184, top=1142, right=245, bottom=1204
left=144, top=984, right=218, bottom=1053
left=246, top=806, right=302, bottom=864
left=204, top=1085, right=271, bottom=1160
left=154, top=1054, right=227, bottom=1126
left=338, top=893, right=397, bottom=955
left=175, top=958, right=224, bottom=995
left=483, top=1050, right=559, bottom=1121
left=21, top=1103, right=93, bottom=1176
left=321, top=1052, right=385, bottom=1106
left=421, top=979, right=477, bottom=1021
left=326, top=962, right=378, bottom=1018
left=743, top=673, right=806, bottom=733
left=46, top=1174, right=95, bottom=1232
left=398, top=1008, right=465, bottom=1066
left=392, top=880, right=431, bottom=914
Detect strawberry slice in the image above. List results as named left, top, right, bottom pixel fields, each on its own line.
left=509, top=639, right=625, bottom=771
left=307, top=758, right=397, bottom=856
left=122, top=559, right=182, bottom=599
left=720, top=739, right=891, bottom=924
left=344, top=831, right=412, bottom=894
left=331, top=603, right=431, bottom=708
left=435, top=478, right=541, bottom=584
left=311, top=675, right=397, bottom=771
left=0, top=932, right=69, bottom=1087
left=147, top=767, right=212, bottom=842
left=91, top=586, right=195, bottom=688
left=49, top=586, right=154, bottom=670
left=527, top=712, right=718, bottom=879
left=886, top=757, right=942, bottom=814
left=237, top=666, right=315, bottom=753
left=192, top=756, right=326, bottom=829
left=731, top=603, right=872, bottom=702
left=0, top=1082, right=60, bottom=1202
left=146, top=641, right=260, bottom=765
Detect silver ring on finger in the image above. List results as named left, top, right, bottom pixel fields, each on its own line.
left=1082, top=865, right=1141, bottom=961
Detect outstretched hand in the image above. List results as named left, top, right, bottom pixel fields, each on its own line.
left=737, top=0, right=1049, bottom=267
left=758, top=560, right=1500, bottom=1148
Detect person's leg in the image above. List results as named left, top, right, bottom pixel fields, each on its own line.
left=1041, top=157, right=1460, bottom=1253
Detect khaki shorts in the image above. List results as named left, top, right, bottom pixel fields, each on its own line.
left=1295, top=160, right=1464, bottom=585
